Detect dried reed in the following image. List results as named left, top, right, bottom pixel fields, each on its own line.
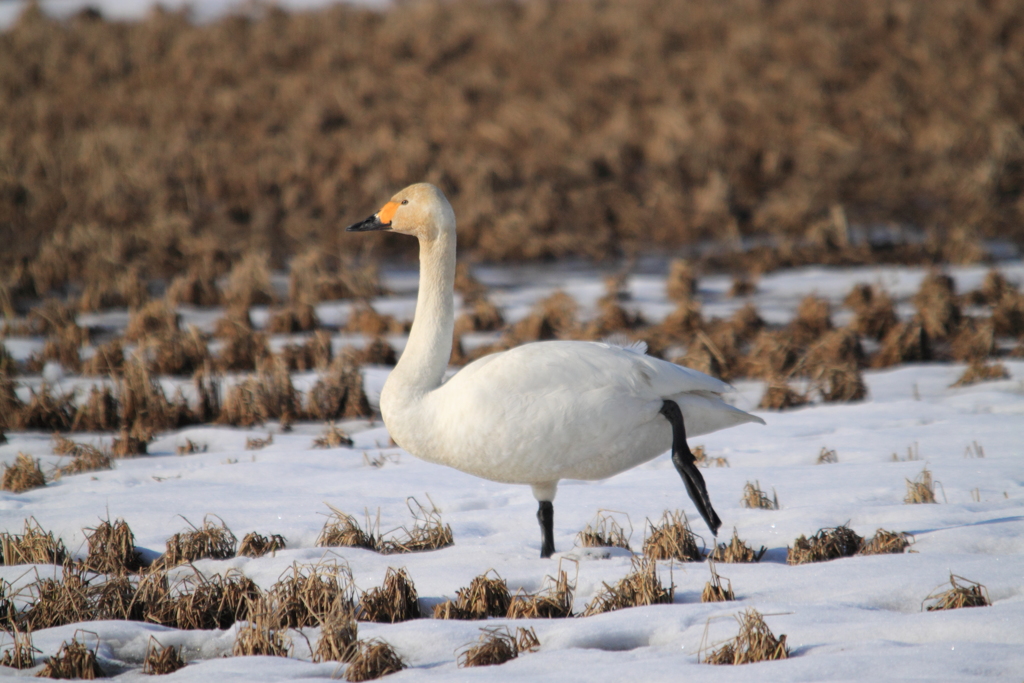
left=0, top=627, right=37, bottom=669
left=701, top=560, right=735, bottom=603
left=703, top=609, right=788, bottom=665
left=83, top=518, right=142, bottom=574
left=758, top=381, right=809, bottom=410
left=434, top=570, right=511, bottom=620
left=642, top=510, right=703, bottom=562
left=232, top=620, right=291, bottom=658
left=904, top=467, right=939, bottom=504
left=0, top=518, right=68, bottom=565
left=155, top=569, right=260, bottom=630
left=37, top=636, right=104, bottom=680
left=317, top=507, right=379, bottom=551
left=238, top=532, right=287, bottom=558
left=55, top=440, right=112, bottom=477
left=952, top=361, right=1009, bottom=387
left=787, top=525, right=863, bottom=565
left=308, top=353, right=372, bottom=420
left=741, top=481, right=779, bottom=510
left=379, top=499, right=454, bottom=554
left=709, top=529, right=766, bottom=563
left=923, top=574, right=991, bottom=611
left=457, top=626, right=540, bottom=668
left=582, top=556, right=673, bottom=617
left=859, top=529, right=912, bottom=555
left=265, top=561, right=355, bottom=628
left=506, top=564, right=575, bottom=619
left=2, top=453, right=46, bottom=493
left=575, top=511, right=631, bottom=550
left=344, top=639, right=405, bottom=682
left=142, top=637, right=186, bottom=675
left=245, top=433, right=274, bottom=450
left=816, top=447, right=838, bottom=464
left=313, top=422, right=354, bottom=448
left=357, top=568, right=420, bottom=623
left=161, top=515, right=237, bottom=567
left=314, top=611, right=359, bottom=663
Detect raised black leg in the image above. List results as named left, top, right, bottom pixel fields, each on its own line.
left=660, top=399, right=722, bottom=536
left=537, top=500, right=555, bottom=558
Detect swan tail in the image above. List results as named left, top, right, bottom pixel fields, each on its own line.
left=660, top=399, right=723, bottom=537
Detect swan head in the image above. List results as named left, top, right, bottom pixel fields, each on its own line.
left=346, top=183, right=454, bottom=241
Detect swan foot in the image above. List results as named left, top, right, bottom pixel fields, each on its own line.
left=660, top=399, right=723, bottom=537
left=537, top=500, right=555, bottom=558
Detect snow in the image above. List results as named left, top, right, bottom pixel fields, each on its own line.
left=1, top=261, right=1023, bottom=681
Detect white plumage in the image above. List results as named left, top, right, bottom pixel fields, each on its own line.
left=348, top=182, right=765, bottom=556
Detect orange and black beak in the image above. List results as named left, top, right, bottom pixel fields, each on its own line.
left=346, top=201, right=399, bottom=232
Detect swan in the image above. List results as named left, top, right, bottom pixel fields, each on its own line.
left=347, top=183, right=765, bottom=558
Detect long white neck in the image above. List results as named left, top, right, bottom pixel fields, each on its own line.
left=387, top=228, right=456, bottom=396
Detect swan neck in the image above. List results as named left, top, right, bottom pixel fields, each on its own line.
left=393, top=230, right=456, bottom=392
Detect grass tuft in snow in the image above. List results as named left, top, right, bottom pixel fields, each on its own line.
left=111, top=429, right=149, bottom=458
left=859, top=529, right=913, bottom=555
left=0, top=626, right=37, bottom=669
left=434, top=570, right=511, bottom=620
left=703, top=609, right=789, bottom=665
left=18, top=566, right=93, bottom=631
left=233, top=617, right=291, bottom=658
left=701, top=560, right=735, bottom=603
left=245, top=433, right=274, bottom=450
left=265, top=561, right=355, bottom=629
left=575, top=510, right=632, bottom=550
left=924, top=574, right=991, bottom=611
left=709, top=528, right=766, bottom=563
left=83, top=518, right=142, bottom=574
left=642, top=510, right=702, bottom=562
left=741, top=481, right=779, bottom=510
left=816, top=447, right=838, bottom=464
left=313, top=422, right=354, bottom=449
left=317, top=507, right=380, bottom=551
left=344, top=638, right=405, bottom=682
left=149, top=568, right=260, bottom=630
left=758, top=381, right=810, bottom=410
left=37, top=633, right=104, bottom=680
left=457, top=626, right=540, bottom=668
left=904, top=467, right=940, bottom=504
left=159, top=515, right=237, bottom=567
left=0, top=518, right=67, bottom=566
left=952, top=360, right=1010, bottom=387
left=142, top=637, right=186, bottom=675
left=238, top=532, right=287, bottom=558
left=54, top=438, right=112, bottom=478
left=358, top=568, right=421, bottom=623
left=507, top=563, right=575, bottom=619
left=787, top=525, right=863, bottom=565
left=582, top=556, right=672, bottom=617
left=176, top=438, right=207, bottom=455
left=313, top=612, right=359, bottom=663
left=379, top=498, right=454, bottom=554
left=1, top=453, right=46, bottom=493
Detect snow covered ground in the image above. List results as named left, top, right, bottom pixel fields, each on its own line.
left=2, top=261, right=1023, bottom=681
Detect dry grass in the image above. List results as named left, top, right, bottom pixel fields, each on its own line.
left=265, top=561, right=355, bottom=628
left=642, top=511, right=703, bottom=562
left=788, top=295, right=833, bottom=347
left=245, top=433, right=274, bottom=450
left=160, top=515, right=237, bottom=567
left=859, top=529, right=913, bottom=556
left=952, top=361, right=1009, bottom=387
left=69, top=386, right=120, bottom=433
left=222, top=357, right=302, bottom=428
left=812, top=362, right=867, bottom=403
left=703, top=609, right=789, bottom=665
left=701, top=560, right=736, bottom=603
left=266, top=302, right=320, bottom=334
left=0, top=518, right=68, bottom=566
left=54, top=439, right=112, bottom=477
left=344, top=639, right=405, bottom=682
left=238, top=532, right=287, bottom=558
left=575, top=511, right=632, bottom=551
left=741, top=481, right=779, bottom=510
left=308, top=353, right=372, bottom=420
left=992, top=291, right=1024, bottom=337
left=666, top=259, right=697, bottom=302
left=457, top=626, right=540, bottom=668
left=125, top=300, right=179, bottom=343
left=177, top=438, right=207, bottom=455
left=872, top=319, right=931, bottom=368
left=816, top=447, right=838, bottom=464
left=357, top=568, right=420, bottom=623
left=83, top=518, right=142, bottom=574
left=142, top=637, right=186, bottom=675
left=314, top=611, right=360, bottom=663
left=923, top=574, right=991, bottom=611
left=279, top=330, right=334, bottom=372
left=111, top=430, right=150, bottom=458
left=317, top=507, right=380, bottom=551
left=742, top=331, right=799, bottom=380
left=13, top=385, right=75, bottom=431
left=949, top=320, right=995, bottom=362
left=845, top=284, right=898, bottom=340
left=0, top=627, right=38, bottom=669
left=904, top=467, right=940, bottom=504
left=146, top=326, right=211, bottom=377
left=313, top=423, right=354, bottom=449
left=787, top=525, right=864, bottom=565
left=153, top=569, right=260, bottom=630
left=913, top=271, right=961, bottom=339
left=434, top=570, right=512, bottom=620
left=709, top=529, right=766, bottom=563
left=17, top=566, right=93, bottom=631
left=506, top=563, right=575, bottom=619
left=758, top=381, right=809, bottom=410
left=582, top=556, right=673, bottom=617
left=37, top=635, right=104, bottom=680
left=508, top=291, right=579, bottom=343
left=233, top=619, right=291, bottom=658
left=379, top=499, right=454, bottom=554
left=2, top=453, right=46, bottom=493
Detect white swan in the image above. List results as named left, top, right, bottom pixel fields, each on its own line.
left=348, top=183, right=765, bottom=557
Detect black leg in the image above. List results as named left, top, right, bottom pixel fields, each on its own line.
left=537, top=500, right=555, bottom=558
left=660, top=399, right=722, bottom=537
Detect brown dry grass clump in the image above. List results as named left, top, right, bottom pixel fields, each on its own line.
left=913, top=271, right=961, bottom=340
left=161, top=515, right=237, bottom=567
left=642, top=511, right=702, bottom=562
left=872, top=319, right=931, bottom=368
left=952, top=361, right=1010, bottom=387
left=742, top=481, right=779, bottom=510
left=81, top=339, right=125, bottom=377
left=2, top=453, right=46, bottom=493
left=147, top=326, right=210, bottom=376
left=379, top=500, right=454, bottom=554
left=582, top=556, right=673, bottom=617
left=344, top=639, right=405, bottom=682
left=142, top=637, right=186, bottom=675
left=278, top=330, right=333, bottom=372
left=31, top=323, right=87, bottom=374
left=789, top=295, right=832, bottom=347
left=238, top=532, right=287, bottom=558
left=265, top=561, right=355, bottom=628
left=317, top=507, right=380, bottom=551
left=346, top=304, right=402, bottom=337
left=506, top=566, right=575, bottom=619
left=742, top=331, right=799, bottom=380
left=787, top=525, right=863, bottom=565
left=222, top=252, right=276, bottom=309
left=457, top=626, right=539, bottom=668
left=70, top=386, right=120, bottom=433
left=111, top=430, right=150, bottom=458
left=666, top=259, right=697, bottom=302
left=222, top=357, right=302, bottom=428
left=433, top=570, right=511, bottom=620
left=845, top=284, right=899, bottom=340
left=233, top=619, right=290, bottom=658
left=575, top=511, right=631, bottom=551
left=904, top=467, right=939, bottom=504
left=0, top=628, right=38, bottom=669
left=266, top=302, right=320, bottom=334
left=509, top=292, right=579, bottom=343
left=177, top=438, right=206, bottom=455
left=758, top=381, right=809, bottom=410
left=313, top=423, right=354, bottom=449
left=314, top=612, right=359, bottom=663
left=54, top=437, right=112, bottom=477
left=709, top=529, right=766, bottom=563
left=83, top=518, right=142, bottom=574
left=923, top=574, right=991, bottom=611
left=0, top=518, right=68, bottom=565
left=17, top=566, right=93, bottom=631
left=125, top=300, right=179, bottom=343
left=245, top=434, right=274, bottom=450
left=859, top=529, right=912, bottom=556
left=949, top=320, right=995, bottom=362
left=703, top=609, right=789, bottom=665
left=816, top=447, right=838, bottom=464
left=167, top=264, right=223, bottom=308
left=308, top=353, right=372, bottom=420
left=455, top=298, right=505, bottom=337
left=992, top=291, right=1024, bottom=338
left=13, top=385, right=75, bottom=431
left=813, top=363, right=867, bottom=403
left=290, top=252, right=383, bottom=304
left=37, top=637, right=104, bottom=680
left=151, top=569, right=260, bottom=630
left=357, top=568, right=420, bottom=623
left=701, top=560, right=736, bottom=603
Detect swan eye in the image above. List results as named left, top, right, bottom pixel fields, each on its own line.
left=401, top=199, right=409, bottom=205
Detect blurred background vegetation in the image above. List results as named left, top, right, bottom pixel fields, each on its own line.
left=1, top=0, right=1023, bottom=304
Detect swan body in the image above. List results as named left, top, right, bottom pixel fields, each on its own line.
left=347, top=183, right=765, bottom=557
